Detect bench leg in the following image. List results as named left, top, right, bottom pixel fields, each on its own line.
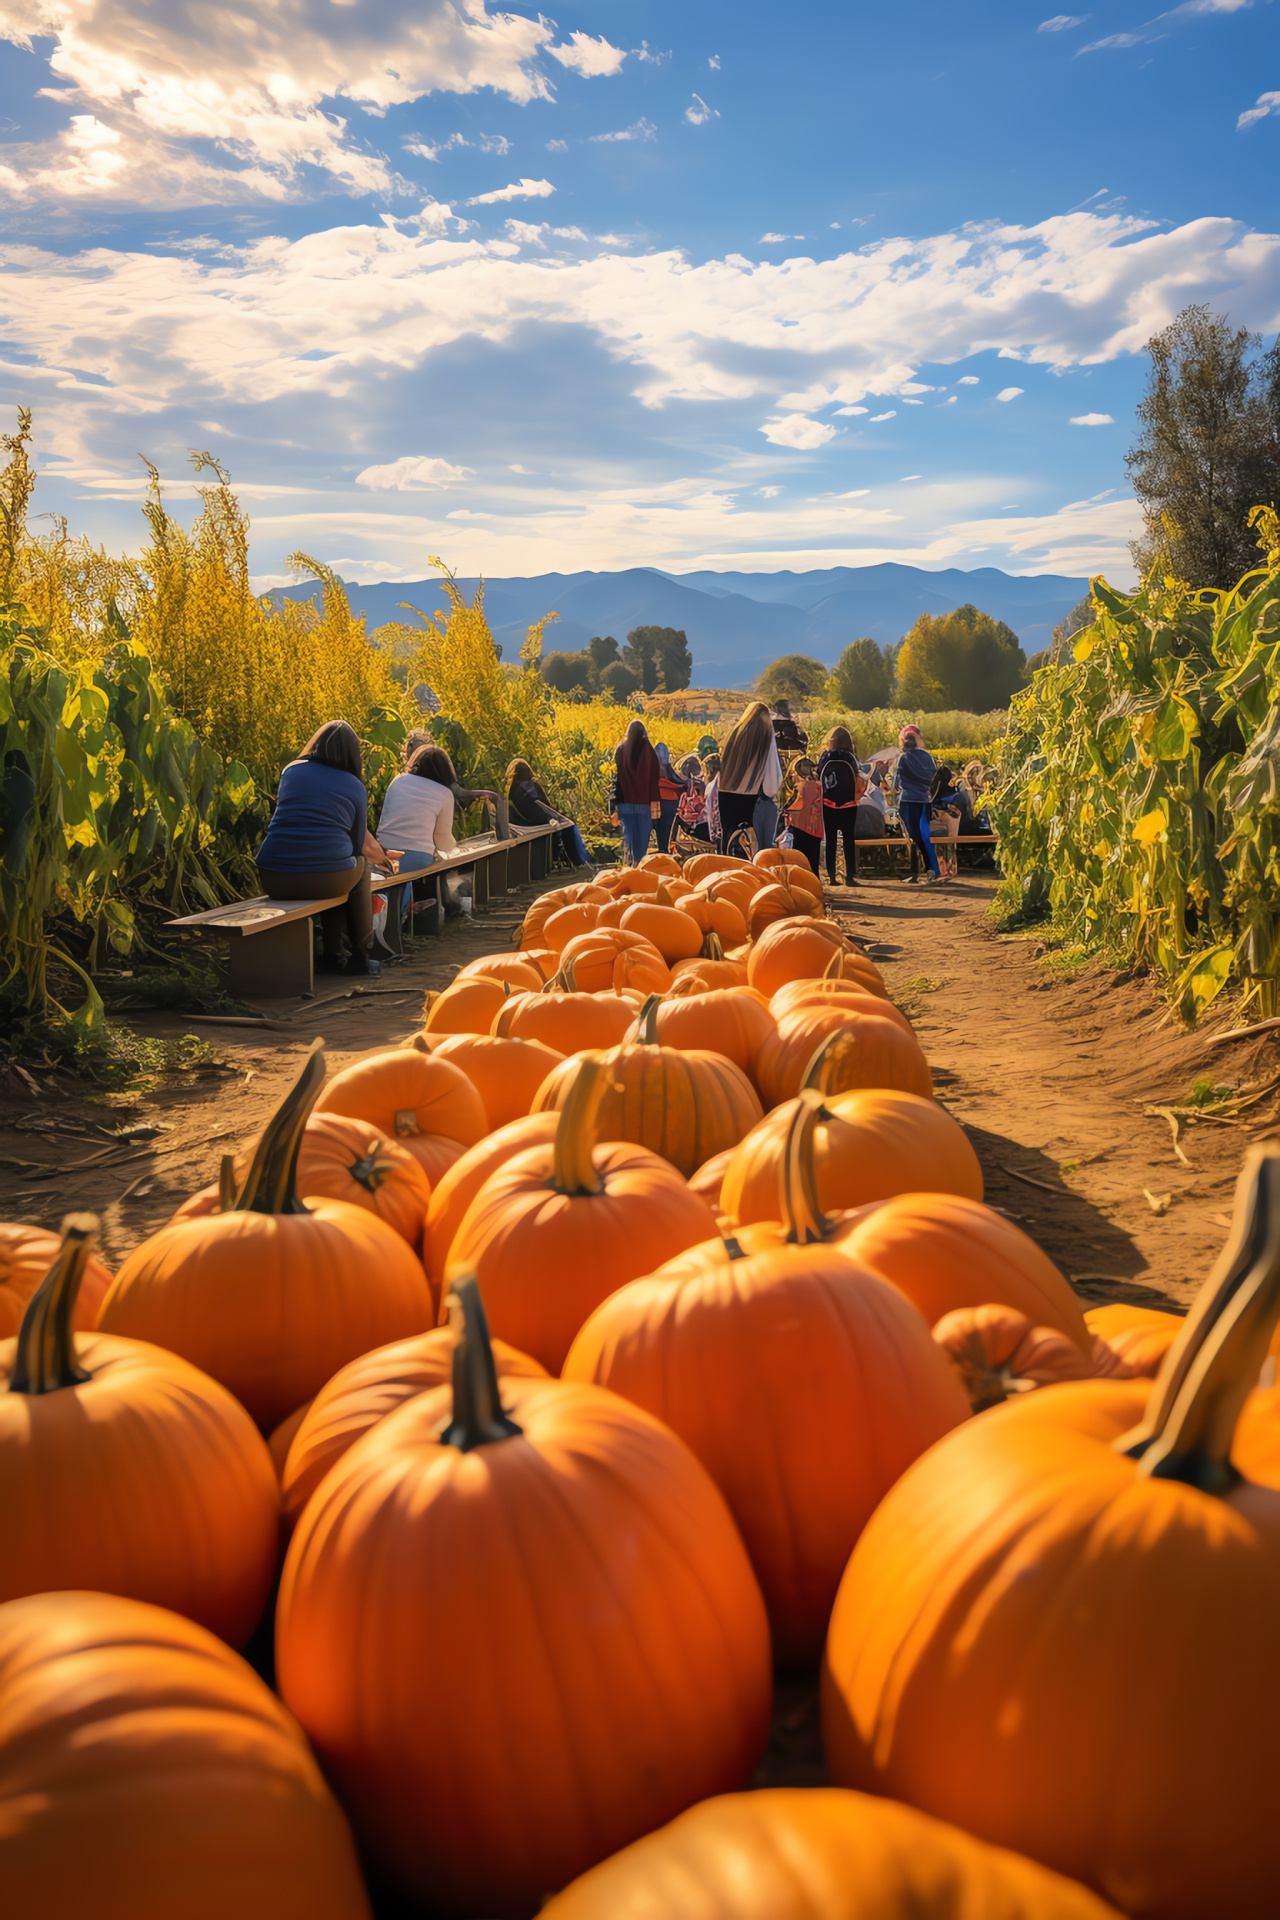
left=227, top=918, right=315, bottom=997
left=472, top=858, right=490, bottom=910
left=507, top=839, right=531, bottom=886
left=379, top=885, right=405, bottom=957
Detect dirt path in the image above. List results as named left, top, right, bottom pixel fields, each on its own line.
left=4, top=867, right=1273, bottom=1308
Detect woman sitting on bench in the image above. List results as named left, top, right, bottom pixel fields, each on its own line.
left=378, top=744, right=460, bottom=876
left=506, top=758, right=591, bottom=870
left=256, top=719, right=393, bottom=976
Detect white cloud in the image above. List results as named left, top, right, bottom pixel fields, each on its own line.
left=760, top=415, right=838, bottom=449
left=504, top=219, right=547, bottom=246
left=1239, top=91, right=1280, bottom=130
left=940, top=394, right=956, bottom=404
left=550, top=225, right=587, bottom=240
left=1070, top=411, right=1115, bottom=424
left=1080, top=32, right=1143, bottom=49
left=869, top=412, right=897, bottom=422
left=835, top=405, right=868, bottom=415
left=477, top=133, right=512, bottom=156
left=957, top=375, right=980, bottom=384
left=0, top=0, right=617, bottom=204
left=589, top=119, right=656, bottom=143
left=996, top=387, right=1025, bottom=401
left=1038, top=13, right=1089, bottom=27
left=546, top=138, right=568, bottom=152
left=758, top=484, right=781, bottom=496
left=547, top=32, right=627, bottom=78
left=633, top=42, right=671, bottom=65
left=467, top=177, right=554, bottom=204
left=759, top=232, right=805, bottom=244
left=410, top=197, right=467, bottom=234
left=686, top=93, right=719, bottom=125
left=900, top=474, right=923, bottom=481
left=356, top=455, right=472, bottom=490
left=709, top=55, right=721, bottom=69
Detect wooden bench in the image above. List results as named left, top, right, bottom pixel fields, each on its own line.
left=843, top=832, right=998, bottom=872
left=169, top=821, right=564, bottom=997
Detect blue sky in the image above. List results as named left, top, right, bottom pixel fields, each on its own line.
left=0, top=0, right=1276, bottom=589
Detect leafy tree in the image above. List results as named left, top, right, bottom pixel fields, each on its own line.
left=600, top=659, right=640, bottom=702
left=1127, top=303, right=1280, bottom=588
left=587, top=634, right=620, bottom=680
left=540, top=650, right=593, bottom=693
left=829, top=637, right=893, bottom=709
left=895, top=604, right=1026, bottom=711
left=623, top=625, right=692, bottom=694
left=755, top=653, right=829, bottom=704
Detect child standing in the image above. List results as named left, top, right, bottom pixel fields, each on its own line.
left=784, top=756, right=824, bottom=876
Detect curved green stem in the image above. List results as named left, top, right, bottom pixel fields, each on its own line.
left=636, top=993, right=662, bottom=1045
left=779, top=1090, right=832, bottom=1245
left=9, top=1213, right=97, bottom=1395
left=801, top=1029, right=857, bottom=1097
left=231, top=1039, right=326, bottom=1217
left=551, top=1056, right=609, bottom=1196
left=441, top=1276, right=523, bottom=1451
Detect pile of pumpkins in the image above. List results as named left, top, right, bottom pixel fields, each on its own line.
left=2, top=841, right=1278, bottom=1920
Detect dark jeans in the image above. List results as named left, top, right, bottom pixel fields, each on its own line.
left=718, top=788, right=759, bottom=853
left=752, top=795, right=779, bottom=850
left=790, top=827, right=822, bottom=875
left=823, top=811, right=859, bottom=884
left=616, top=802, right=653, bottom=863
left=656, top=797, right=680, bottom=854
left=258, top=857, right=371, bottom=956
left=900, top=800, right=940, bottom=877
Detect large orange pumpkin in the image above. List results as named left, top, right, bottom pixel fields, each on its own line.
left=97, top=1047, right=434, bottom=1430
left=1085, top=1301, right=1185, bottom=1376
left=769, top=977, right=899, bottom=1025
left=0, top=1220, right=112, bottom=1338
left=421, top=1113, right=562, bottom=1298
left=517, top=946, right=560, bottom=980
left=543, top=901, right=602, bottom=951
left=533, top=996, right=765, bottom=1179
left=598, top=865, right=664, bottom=896
left=428, top=1032, right=564, bottom=1131
left=295, top=1113, right=432, bottom=1251
left=722, top=1088, right=983, bottom=1227
left=638, top=985, right=776, bottom=1080
left=559, top=926, right=672, bottom=995
left=620, top=900, right=704, bottom=964
left=276, top=1280, right=771, bottom=1915
left=838, top=1191, right=1090, bottom=1350
left=670, top=930, right=752, bottom=991
left=754, top=846, right=812, bottom=873
left=0, top=1590, right=371, bottom=1920
left=446, top=1060, right=719, bottom=1370
left=676, top=889, right=748, bottom=946
left=541, top=1788, right=1124, bottom=1920
left=454, top=953, right=544, bottom=991
left=1, top=1216, right=277, bottom=1645
left=684, top=852, right=750, bottom=883
left=279, top=1322, right=546, bottom=1533
left=313, top=1046, right=487, bottom=1167
left=755, top=1010, right=933, bottom=1109
left=748, top=918, right=871, bottom=997
left=564, top=1101, right=969, bottom=1660
left=821, top=1147, right=1280, bottom=1920
left=638, top=851, right=683, bottom=877
left=421, top=975, right=517, bottom=1035
left=492, top=976, right=639, bottom=1050
left=749, top=881, right=821, bottom=941
left=519, top=883, right=610, bottom=948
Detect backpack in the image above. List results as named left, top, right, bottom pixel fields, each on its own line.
left=821, top=754, right=862, bottom=807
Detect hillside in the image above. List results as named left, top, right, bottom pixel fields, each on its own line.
left=270, top=562, right=1088, bottom=689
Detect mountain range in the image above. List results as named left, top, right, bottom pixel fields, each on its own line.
left=271, top=562, right=1090, bottom=690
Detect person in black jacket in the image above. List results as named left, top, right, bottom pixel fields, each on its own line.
left=506, top=758, right=591, bottom=869
left=772, top=700, right=809, bottom=753
left=815, top=725, right=865, bottom=886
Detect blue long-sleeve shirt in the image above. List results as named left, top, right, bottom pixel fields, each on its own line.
left=895, top=746, right=938, bottom=806
left=257, top=760, right=367, bottom=873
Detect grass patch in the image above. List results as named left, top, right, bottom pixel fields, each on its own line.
left=906, top=974, right=947, bottom=994
left=1187, top=1075, right=1236, bottom=1108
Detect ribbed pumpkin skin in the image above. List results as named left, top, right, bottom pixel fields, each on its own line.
left=1084, top=1302, right=1184, bottom=1375
left=560, top=928, right=673, bottom=995
left=842, top=1194, right=1092, bottom=1351
left=496, top=987, right=638, bottom=1051
left=542, top=1787, right=1126, bottom=1920
left=276, top=1377, right=772, bottom=1916
left=279, top=1325, right=546, bottom=1533
left=445, top=1140, right=718, bottom=1371
left=534, top=1043, right=764, bottom=1179
left=519, top=884, right=609, bottom=948
left=429, top=1032, right=564, bottom=1130
left=0, top=1222, right=112, bottom=1338
left=314, top=1049, right=487, bottom=1151
left=749, top=919, right=877, bottom=998
left=294, top=1114, right=433, bottom=1250
left=755, top=1009, right=933, bottom=1108
left=670, top=954, right=751, bottom=990
left=544, top=902, right=602, bottom=951
left=769, top=978, right=899, bottom=1024
left=564, top=1237, right=969, bottom=1660
left=421, top=1113, right=561, bottom=1296
left=620, top=902, right=704, bottom=963
left=689, top=1147, right=734, bottom=1209
left=454, top=954, right=544, bottom=990
left=821, top=1378, right=1280, bottom=1920
left=640, top=988, right=776, bottom=1079
left=722, top=1091, right=983, bottom=1227
left=676, top=891, right=748, bottom=945
left=749, top=883, right=820, bottom=941
left=0, top=1331, right=277, bottom=1644
left=98, top=1203, right=434, bottom=1430
left=684, top=852, right=750, bottom=883
left=0, top=1591, right=371, bottom=1920
left=423, top=975, right=514, bottom=1034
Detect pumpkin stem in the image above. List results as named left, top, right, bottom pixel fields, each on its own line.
left=1118, top=1147, right=1280, bottom=1492
left=823, top=949, right=845, bottom=982
left=9, top=1213, right=98, bottom=1395
left=421, top=989, right=441, bottom=1023
left=702, top=930, right=724, bottom=962
left=636, top=993, right=662, bottom=1045
left=217, top=1153, right=239, bottom=1211
left=550, top=1057, right=609, bottom=1197
left=231, top=1040, right=326, bottom=1216
left=654, top=882, right=673, bottom=907
left=779, top=1090, right=832, bottom=1245
left=441, top=1277, right=523, bottom=1451
left=561, top=956, right=579, bottom=993
left=800, top=1029, right=857, bottom=1098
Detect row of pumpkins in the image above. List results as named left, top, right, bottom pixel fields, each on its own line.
left=1, top=843, right=1276, bottom=1920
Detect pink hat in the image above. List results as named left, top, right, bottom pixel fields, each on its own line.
left=899, top=724, right=922, bottom=746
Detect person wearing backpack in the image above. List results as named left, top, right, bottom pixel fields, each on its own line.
left=816, top=725, right=865, bottom=886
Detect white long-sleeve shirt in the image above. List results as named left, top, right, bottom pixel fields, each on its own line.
left=376, top=775, right=458, bottom=856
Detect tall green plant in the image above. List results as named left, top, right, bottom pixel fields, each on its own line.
left=992, top=510, right=1280, bottom=1020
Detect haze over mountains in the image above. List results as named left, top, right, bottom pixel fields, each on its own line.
left=275, top=563, right=1089, bottom=690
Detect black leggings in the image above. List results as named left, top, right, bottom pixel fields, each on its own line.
left=823, top=811, right=859, bottom=884
left=790, top=827, right=822, bottom=876
left=718, top=788, right=759, bottom=851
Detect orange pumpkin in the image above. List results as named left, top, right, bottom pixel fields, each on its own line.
left=0, top=1590, right=372, bottom=1920
left=517, top=946, right=560, bottom=980
left=749, top=882, right=820, bottom=941
left=754, top=1011, right=933, bottom=1108
left=684, top=852, right=751, bottom=883
left=754, top=846, right=812, bottom=872
left=670, top=939, right=752, bottom=991
left=639, top=986, right=776, bottom=1080
left=427, top=1032, right=564, bottom=1131
left=422, top=1113, right=562, bottom=1296
left=0, top=1220, right=113, bottom=1338
left=601, top=865, right=664, bottom=896
left=559, top=926, right=673, bottom=995
left=454, top=953, right=544, bottom=991
left=296, top=1114, right=432, bottom=1251
left=690, top=1147, right=734, bottom=1210
left=837, top=1191, right=1091, bottom=1351
left=276, top=1280, right=771, bottom=1916
left=492, top=976, right=639, bottom=1050
left=97, top=1047, right=434, bottom=1430
left=279, top=1322, right=546, bottom=1533
left=446, top=1060, right=719, bottom=1370
left=638, top=852, right=683, bottom=877
left=748, top=918, right=870, bottom=997
left=821, top=1148, right=1280, bottom=1920
left=314, top=1047, right=487, bottom=1163
left=268, top=1399, right=313, bottom=1480
left=534, top=996, right=765, bottom=1179
left=769, top=976, right=898, bottom=1023
left=676, top=890, right=748, bottom=946
left=519, top=884, right=610, bottom=949
left=421, top=975, right=512, bottom=1035
left=541, top=1787, right=1124, bottom=1920
left=932, top=1303, right=1106, bottom=1411
left=565, top=1099, right=969, bottom=1660
left=2, top=1217, right=278, bottom=1645
left=1085, top=1301, right=1185, bottom=1376
left=722, top=1088, right=983, bottom=1228
left=620, top=900, right=705, bottom=964
left=543, top=901, right=602, bottom=951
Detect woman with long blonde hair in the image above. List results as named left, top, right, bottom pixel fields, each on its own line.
left=717, top=700, right=782, bottom=852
